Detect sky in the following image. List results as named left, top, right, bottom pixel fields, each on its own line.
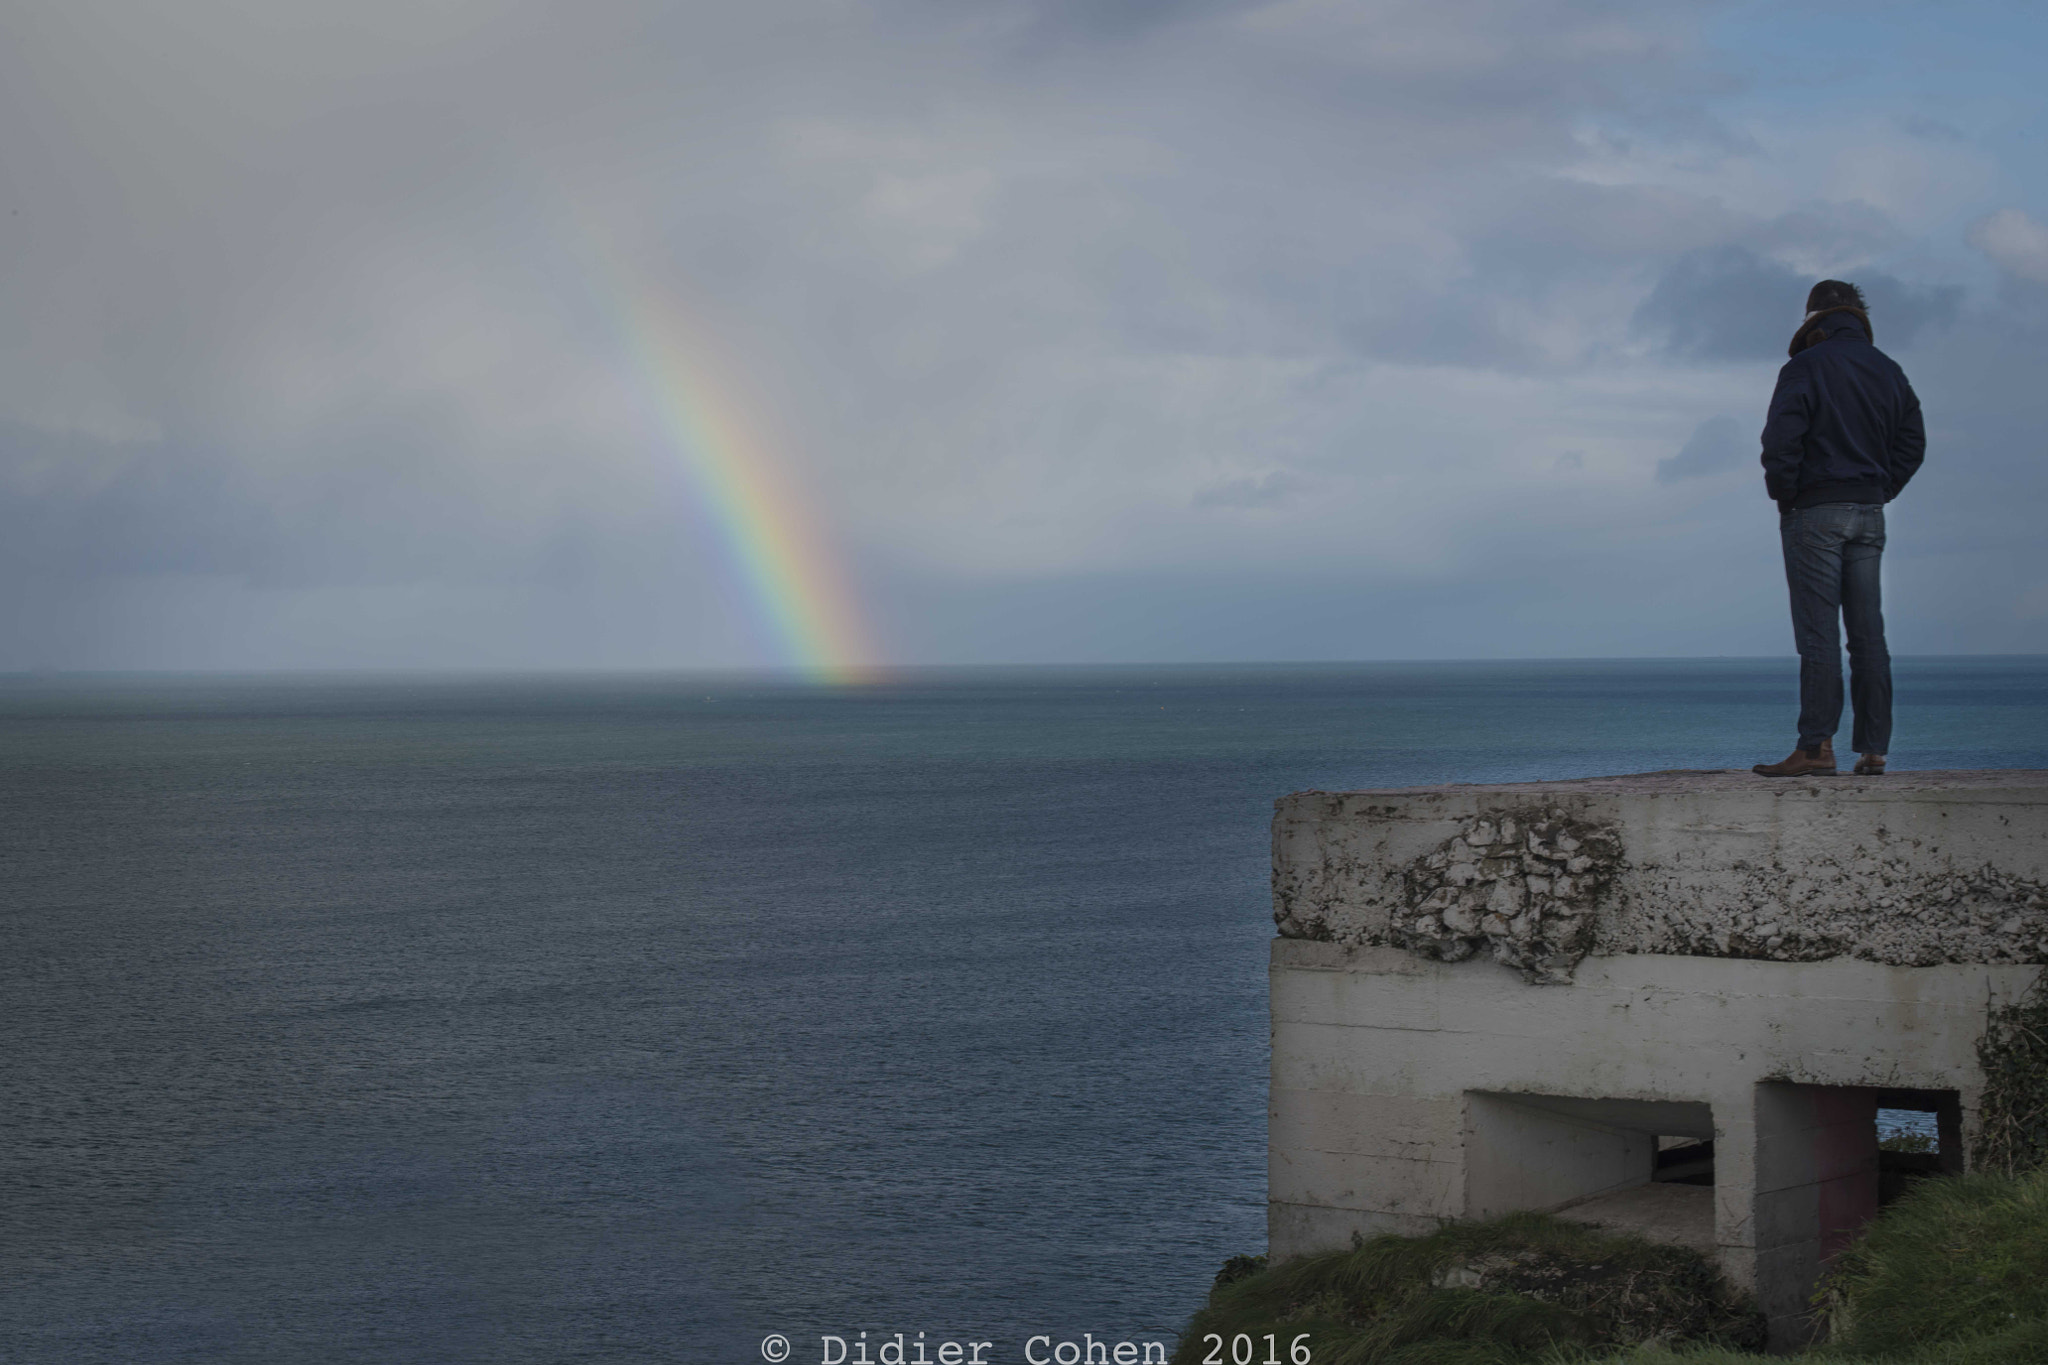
left=4, top=0, right=2048, bottom=671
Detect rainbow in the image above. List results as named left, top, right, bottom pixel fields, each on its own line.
left=603, top=272, right=882, bottom=684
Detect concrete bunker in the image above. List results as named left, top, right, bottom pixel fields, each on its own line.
left=1457, top=1088, right=1965, bottom=1267
left=1465, top=1092, right=1717, bottom=1251
left=1267, top=771, right=2047, bottom=1349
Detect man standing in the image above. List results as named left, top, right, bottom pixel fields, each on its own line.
left=1752, top=280, right=1926, bottom=778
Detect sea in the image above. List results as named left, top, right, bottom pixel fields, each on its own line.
left=7, top=658, right=2047, bottom=1364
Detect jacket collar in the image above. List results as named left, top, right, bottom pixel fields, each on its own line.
left=1788, top=306, right=1871, bottom=357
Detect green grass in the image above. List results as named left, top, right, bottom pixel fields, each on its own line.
left=1183, top=1167, right=2048, bottom=1365
left=1172, top=1213, right=1759, bottom=1365
left=1816, top=1165, right=2048, bottom=1358
left=1603, top=1325, right=2048, bottom=1362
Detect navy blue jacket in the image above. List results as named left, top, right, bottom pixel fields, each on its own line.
left=1760, top=312, right=1925, bottom=511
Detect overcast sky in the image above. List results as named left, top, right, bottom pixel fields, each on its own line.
left=5, top=0, right=2047, bottom=670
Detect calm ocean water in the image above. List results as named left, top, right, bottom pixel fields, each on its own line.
left=7, top=658, right=2048, bottom=1364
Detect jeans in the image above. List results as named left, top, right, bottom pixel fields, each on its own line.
left=1780, top=502, right=1891, bottom=754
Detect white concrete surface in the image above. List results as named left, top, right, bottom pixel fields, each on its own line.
left=1554, top=1183, right=1715, bottom=1253
left=1269, top=940, right=2039, bottom=1346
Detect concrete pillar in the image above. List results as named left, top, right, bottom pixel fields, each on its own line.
left=1751, top=1084, right=1880, bottom=1347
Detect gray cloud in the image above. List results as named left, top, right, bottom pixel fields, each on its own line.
left=1636, top=246, right=1962, bottom=362
left=1191, top=472, right=1301, bottom=509
left=1656, top=416, right=1748, bottom=484
left=0, top=0, right=2042, bottom=667
left=1972, top=208, right=2048, bottom=284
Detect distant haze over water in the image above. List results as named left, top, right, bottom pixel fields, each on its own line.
left=7, top=658, right=2047, bottom=1363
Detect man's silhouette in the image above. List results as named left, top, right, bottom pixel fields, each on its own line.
left=1752, top=280, right=1925, bottom=778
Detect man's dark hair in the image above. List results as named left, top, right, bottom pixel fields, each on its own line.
left=1792, top=279, right=1871, bottom=355
left=1805, top=279, right=1868, bottom=314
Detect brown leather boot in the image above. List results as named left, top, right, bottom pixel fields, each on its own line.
left=1854, top=753, right=1886, bottom=775
left=1753, top=741, right=1837, bottom=777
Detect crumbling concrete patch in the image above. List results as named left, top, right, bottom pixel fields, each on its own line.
left=1595, top=855, right=2048, bottom=967
left=1389, top=809, right=1622, bottom=983
left=1272, top=773, right=2048, bottom=977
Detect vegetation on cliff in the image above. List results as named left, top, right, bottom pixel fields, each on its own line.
left=1173, top=1213, right=1760, bottom=1365
left=1181, top=1166, right=2048, bottom=1365
left=1974, top=978, right=2048, bottom=1176
left=1809, top=1164, right=2048, bottom=1362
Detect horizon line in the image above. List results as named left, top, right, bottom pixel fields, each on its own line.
left=4, top=652, right=2047, bottom=683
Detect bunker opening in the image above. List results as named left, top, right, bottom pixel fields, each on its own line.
left=1875, top=1087, right=1962, bottom=1205
left=1749, top=1080, right=1965, bottom=1337
left=1464, top=1092, right=1716, bottom=1251
left=1654, top=1135, right=1714, bottom=1185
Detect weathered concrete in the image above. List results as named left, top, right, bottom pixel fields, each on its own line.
left=1274, top=770, right=2048, bottom=982
left=1266, top=772, right=2048, bottom=1349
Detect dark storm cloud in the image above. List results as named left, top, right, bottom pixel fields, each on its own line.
left=0, top=413, right=635, bottom=593
left=0, top=423, right=264, bottom=580
left=980, top=0, right=1260, bottom=42
left=1636, top=246, right=1963, bottom=362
